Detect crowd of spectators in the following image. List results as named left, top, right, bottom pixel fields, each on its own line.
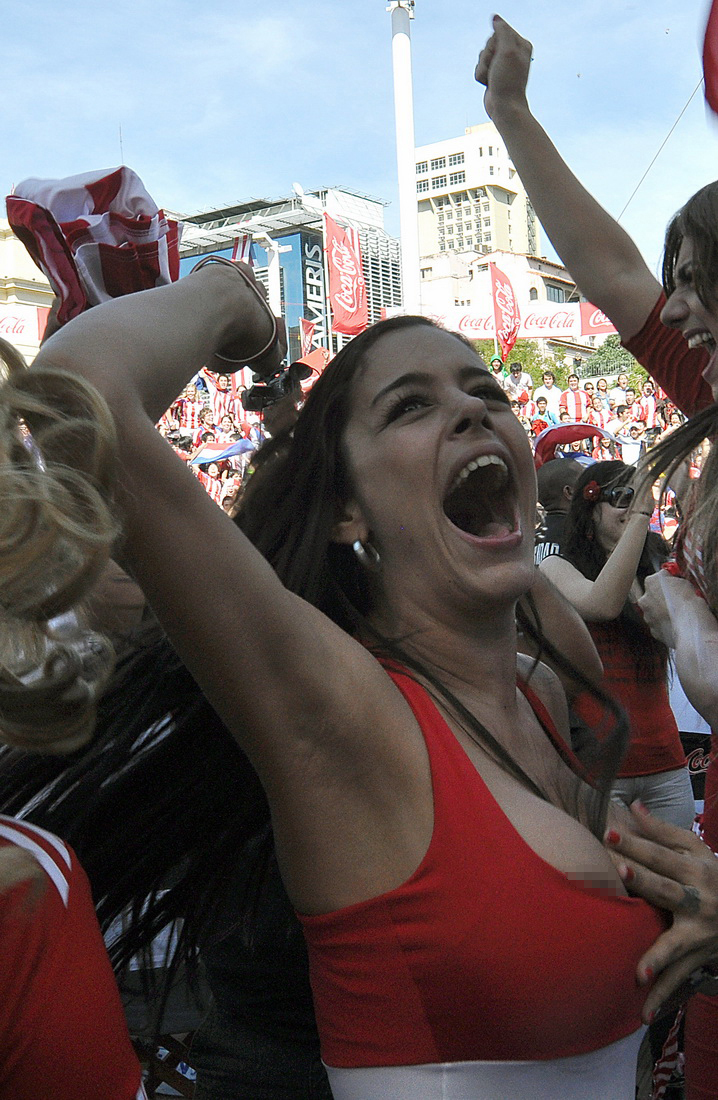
left=495, top=360, right=691, bottom=468
left=156, top=368, right=266, bottom=511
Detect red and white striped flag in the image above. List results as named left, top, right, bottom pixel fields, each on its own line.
left=299, top=318, right=315, bottom=358
left=6, top=167, right=181, bottom=326
left=704, top=0, right=718, bottom=114
left=231, top=234, right=254, bottom=265
left=489, top=262, right=520, bottom=361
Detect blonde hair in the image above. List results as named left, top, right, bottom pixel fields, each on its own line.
left=0, top=357, right=119, bottom=751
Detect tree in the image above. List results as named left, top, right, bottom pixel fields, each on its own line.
left=584, top=335, right=647, bottom=391
left=472, top=338, right=570, bottom=390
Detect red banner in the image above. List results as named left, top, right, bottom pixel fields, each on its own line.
left=705, top=0, right=718, bottom=114
left=489, top=262, right=520, bottom=360
left=579, top=302, right=615, bottom=335
left=299, top=317, right=315, bottom=358
left=324, top=213, right=368, bottom=336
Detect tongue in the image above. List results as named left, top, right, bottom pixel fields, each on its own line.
left=474, top=520, right=512, bottom=539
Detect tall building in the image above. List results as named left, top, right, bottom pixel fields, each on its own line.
left=177, top=187, right=402, bottom=360
left=415, top=122, right=540, bottom=261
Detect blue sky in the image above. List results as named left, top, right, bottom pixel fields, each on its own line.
left=3, top=1, right=716, bottom=275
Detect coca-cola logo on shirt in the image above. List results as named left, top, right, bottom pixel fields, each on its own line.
left=330, top=238, right=364, bottom=312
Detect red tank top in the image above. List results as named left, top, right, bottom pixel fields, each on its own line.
left=573, top=617, right=685, bottom=777
left=0, top=817, right=144, bottom=1099
left=297, top=669, right=666, bottom=1069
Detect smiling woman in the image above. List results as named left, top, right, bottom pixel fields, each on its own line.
left=3, top=265, right=718, bottom=1099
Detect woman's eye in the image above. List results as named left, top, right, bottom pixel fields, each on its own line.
left=384, top=395, right=429, bottom=424
left=471, top=385, right=509, bottom=406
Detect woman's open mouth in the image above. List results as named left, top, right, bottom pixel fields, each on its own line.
left=442, top=454, right=519, bottom=542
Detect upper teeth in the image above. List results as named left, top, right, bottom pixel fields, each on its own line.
left=687, top=332, right=715, bottom=349
left=449, top=454, right=507, bottom=494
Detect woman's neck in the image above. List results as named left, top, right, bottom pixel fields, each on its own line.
left=368, top=602, right=521, bottom=715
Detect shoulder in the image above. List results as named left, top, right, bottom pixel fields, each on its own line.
left=517, top=655, right=570, bottom=741
left=0, top=817, right=73, bottom=911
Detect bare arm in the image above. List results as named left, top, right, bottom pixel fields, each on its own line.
left=539, top=511, right=652, bottom=621
left=476, top=16, right=660, bottom=342
left=639, top=572, right=718, bottom=729
left=517, top=569, right=603, bottom=695
left=30, top=267, right=422, bottom=913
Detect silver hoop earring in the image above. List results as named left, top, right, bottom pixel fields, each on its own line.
left=352, top=539, right=381, bottom=570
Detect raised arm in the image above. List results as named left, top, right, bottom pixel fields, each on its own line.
left=23, top=266, right=419, bottom=913
left=639, top=571, right=718, bottom=730
left=539, top=477, right=655, bottom=621
left=476, top=15, right=660, bottom=342
left=539, top=515, right=650, bottom=620
left=517, top=569, right=603, bottom=694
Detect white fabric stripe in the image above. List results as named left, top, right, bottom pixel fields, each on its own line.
left=325, top=1028, right=645, bottom=1100
left=0, top=823, right=69, bottom=907
left=0, top=815, right=71, bottom=869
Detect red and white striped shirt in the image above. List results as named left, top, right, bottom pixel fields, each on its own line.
left=197, top=471, right=225, bottom=506
left=559, top=389, right=591, bottom=421
left=175, top=396, right=205, bottom=432
left=636, top=395, right=660, bottom=429
left=587, top=406, right=609, bottom=430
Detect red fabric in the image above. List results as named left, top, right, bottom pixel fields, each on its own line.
left=6, top=167, right=180, bottom=325
left=300, top=317, right=315, bottom=358
left=298, top=668, right=666, bottom=1069
left=588, top=406, right=609, bottom=430
left=623, top=293, right=712, bottom=416
left=7, top=197, right=88, bottom=323
left=0, top=817, right=143, bottom=1099
left=637, top=395, right=660, bottom=429
left=704, top=0, right=718, bottom=114
left=175, top=396, right=204, bottom=432
left=489, top=262, right=520, bottom=360
left=196, top=470, right=225, bottom=505
left=625, top=292, right=716, bottom=1097
left=324, top=214, right=368, bottom=336
left=86, top=166, right=124, bottom=213
left=684, top=739, right=718, bottom=1100
left=573, top=620, right=685, bottom=777
left=559, top=388, right=591, bottom=420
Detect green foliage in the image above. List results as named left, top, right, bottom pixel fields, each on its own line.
left=584, top=335, right=647, bottom=391
left=474, top=334, right=651, bottom=394
left=472, top=339, right=571, bottom=390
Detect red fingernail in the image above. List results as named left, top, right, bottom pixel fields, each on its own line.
left=623, top=866, right=635, bottom=883
left=606, top=829, right=621, bottom=844
left=647, top=1010, right=656, bottom=1024
left=644, top=967, right=654, bottom=983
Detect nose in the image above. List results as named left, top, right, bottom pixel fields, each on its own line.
left=660, top=288, right=687, bottom=329
left=451, top=391, right=489, bottom=436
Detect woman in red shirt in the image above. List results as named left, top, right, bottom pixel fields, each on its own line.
left=540, top=461, right=695, bottom=828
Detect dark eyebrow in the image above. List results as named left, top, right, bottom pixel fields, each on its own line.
left=370, top=365, right=490, bottom=408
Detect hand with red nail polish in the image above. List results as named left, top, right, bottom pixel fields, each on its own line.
left=603, top=804, right=718, bottom=1023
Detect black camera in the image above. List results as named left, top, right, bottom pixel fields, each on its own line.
left=242, top=362, right=312, bottom=413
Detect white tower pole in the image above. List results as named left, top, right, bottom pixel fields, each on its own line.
left=387, top=1, right=421, bottom=314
